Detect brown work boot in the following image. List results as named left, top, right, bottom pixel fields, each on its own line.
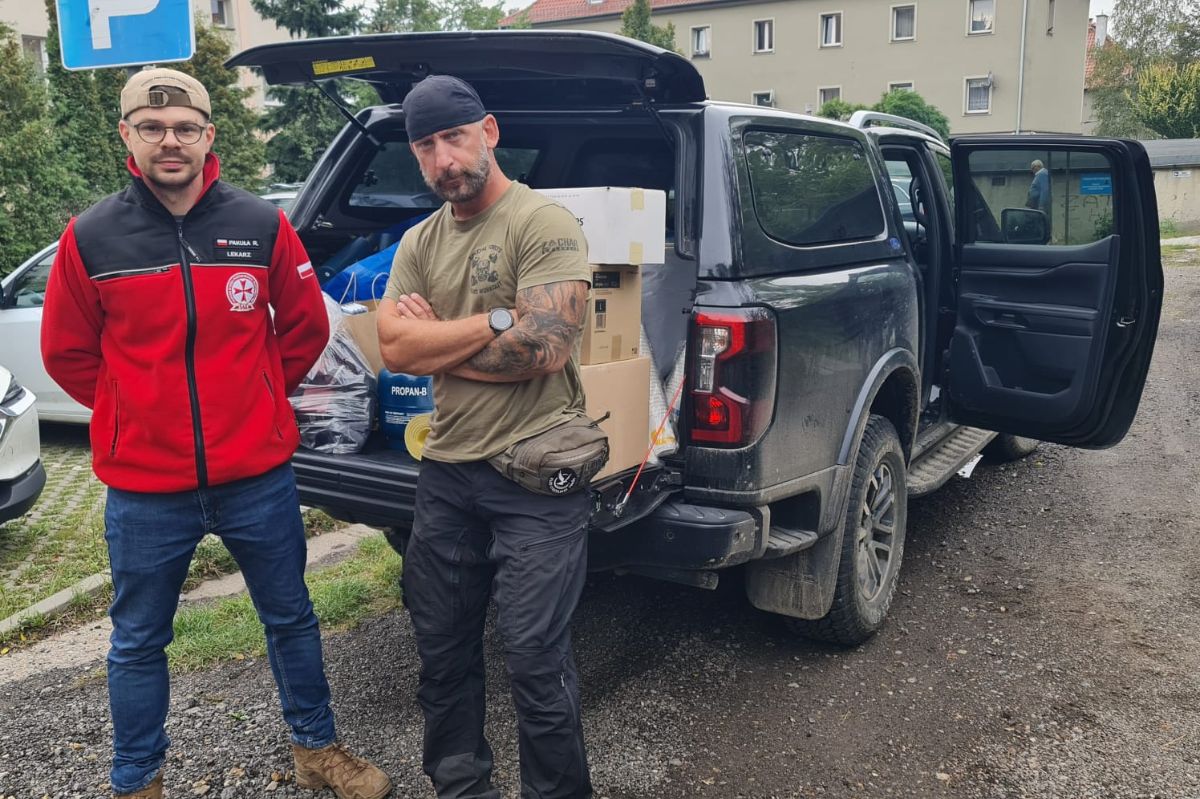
left=114, top=771, right=162, bottom=798
left=293, top=742, right=391, bottom=799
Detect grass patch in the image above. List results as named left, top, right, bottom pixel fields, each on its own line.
left=166, top=535, right=402, bottom=671
left=302, top=508, right=341, bottom=535
left=1162, top=244, right=1197, bottom=256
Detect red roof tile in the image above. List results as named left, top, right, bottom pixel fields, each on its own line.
left=502, top=0, right=713, bottom=26
left=1085, top=21, right=1098, bottom=81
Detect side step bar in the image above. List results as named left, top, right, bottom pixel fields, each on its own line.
left=907, top=426, right=996, bottom=497
left=762, top=526, right=819, bottom=559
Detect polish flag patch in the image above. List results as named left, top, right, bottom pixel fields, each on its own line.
left=297, top=261, right=314, bottom=279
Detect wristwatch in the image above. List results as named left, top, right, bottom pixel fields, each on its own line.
left=488, top=307, right=515, bottom=336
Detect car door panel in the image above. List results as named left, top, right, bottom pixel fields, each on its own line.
left=946, top=138, right=1161, bottom=447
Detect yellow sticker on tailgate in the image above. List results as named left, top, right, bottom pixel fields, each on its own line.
left=312, top=56, right=376, bottom=77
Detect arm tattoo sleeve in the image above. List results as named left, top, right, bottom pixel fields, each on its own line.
left=465, top=280, right=588, bottom=376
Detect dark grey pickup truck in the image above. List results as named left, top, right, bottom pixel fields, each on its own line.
left=229, top=30, right=1162, bottom=645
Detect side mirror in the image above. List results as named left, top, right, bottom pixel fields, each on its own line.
left=1001, top=207, right=1050, bottom=245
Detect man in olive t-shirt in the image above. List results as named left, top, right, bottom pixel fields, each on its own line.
left=377, top=76, right=594, bottom=799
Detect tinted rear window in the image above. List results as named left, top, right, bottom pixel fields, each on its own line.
left=744, top=130, right=884, bottom=246
left=349, top=144, right=540, bottom=210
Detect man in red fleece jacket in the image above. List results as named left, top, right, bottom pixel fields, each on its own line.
left=40, top=68, right=391, bottom=799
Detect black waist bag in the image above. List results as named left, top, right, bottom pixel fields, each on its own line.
left=488, top=415, right=610, bottom=496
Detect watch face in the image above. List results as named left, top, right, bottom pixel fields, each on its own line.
left=490, top=308, right=513, bottom=332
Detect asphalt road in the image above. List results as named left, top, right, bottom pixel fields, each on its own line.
left=1, top=253, right=1197, bottom=799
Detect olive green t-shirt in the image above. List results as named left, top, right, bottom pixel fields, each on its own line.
left=383, top=182, right=591, bottom=462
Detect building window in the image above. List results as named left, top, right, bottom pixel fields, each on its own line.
left=965, top=76, right=992, bottom=113
left=1047, top=0, right=1055, bottom=34
left=820, top=12, right=843, bottom=47
left=888, top=81, right=914, bottom=92
left=212, top=0, right=231, bottom=27
left=691, top=26, right=712, bottom=58
left=21, top=36, right=47, bottom=77
left=752, top=90, right=775, bottom=107
left=969, top=0, right=994, bottom=33
left=754, top=19, right=775, bottom=53
left=892, top=5, right=916, bottom=40
left=818, top=86, right=841, bottom=105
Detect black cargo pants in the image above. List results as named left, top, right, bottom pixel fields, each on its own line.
left=404, top=459, right=592, bottom=799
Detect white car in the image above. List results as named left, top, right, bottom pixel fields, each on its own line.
left=0, top=364, right=45, bottom=524
left=0, top=243, right=91, bottom=423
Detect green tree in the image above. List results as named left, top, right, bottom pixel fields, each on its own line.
left=872, top=89, right=950, bottom=140
left=0, top=23, right=86, bottom=274
left=1093, top=0, right=1200, bottom=136
left=171, top=16, right=268, bottom=192
left=250, top=0, right=363, bottom=183
left=366, top=0, right=504, bottom=31
left=1135, top=60, right=1200, bottom=138
left=818, top=98, right=869, bottom=122
left=249, top=0, right=359, bottom=36
left=44, top=0, right=127, bottom=199
left=619, top=0, right=677, bottom=51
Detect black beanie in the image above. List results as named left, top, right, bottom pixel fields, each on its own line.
left=403, top=75, right=486, bottom=143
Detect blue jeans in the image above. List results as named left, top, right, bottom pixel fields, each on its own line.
left=104, top=463, right=336, bottom=794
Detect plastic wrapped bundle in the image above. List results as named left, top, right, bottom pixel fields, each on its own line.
left=640, top=325, right=679, bottom=463
left=289, top=294, right=378, bottom=454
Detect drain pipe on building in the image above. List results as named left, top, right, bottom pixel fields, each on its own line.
left=1016, top=0, right=1030, bottom=132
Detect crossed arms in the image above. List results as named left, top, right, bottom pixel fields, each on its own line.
left=377, top=280, right=589, bottom=383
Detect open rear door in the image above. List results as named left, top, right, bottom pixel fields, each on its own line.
left=945, top=137, right=1162, bottom=447
left=226, top=30, right=706, bottom=108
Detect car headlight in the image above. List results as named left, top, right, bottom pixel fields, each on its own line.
left=1, top=376, right=24, bottom=408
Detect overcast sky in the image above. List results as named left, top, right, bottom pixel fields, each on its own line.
left=1089, top=0, right=1111, bottom=20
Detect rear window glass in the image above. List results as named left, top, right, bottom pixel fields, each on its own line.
left=349, top=144, right=540, bottom=210
left=744, top=130, right=884, bottom=246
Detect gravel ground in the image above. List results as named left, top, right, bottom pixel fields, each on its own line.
left=1, top=253, right=1197, bottom=798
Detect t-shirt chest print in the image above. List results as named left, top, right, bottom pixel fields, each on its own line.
left=468, top=244, right=503, bottom=295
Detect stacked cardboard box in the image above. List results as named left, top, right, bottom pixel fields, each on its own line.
left=537, top=186, right=667, bottom=480
left=536, top=187, right=666, bottom=366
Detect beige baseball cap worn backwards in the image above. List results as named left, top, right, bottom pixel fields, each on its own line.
left=120, top=68, right=211, bottom=118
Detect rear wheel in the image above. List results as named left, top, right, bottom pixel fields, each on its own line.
left=789, top=415, right=907, bottom=646
left=983, top=434, right=1040, bottom=462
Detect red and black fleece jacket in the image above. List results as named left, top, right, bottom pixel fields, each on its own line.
left=41, top=155, right=330, bottom=493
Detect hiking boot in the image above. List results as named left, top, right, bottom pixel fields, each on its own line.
left=114, top=772, right=162, bottom=799
left=293, top=742, right=391, bottom=799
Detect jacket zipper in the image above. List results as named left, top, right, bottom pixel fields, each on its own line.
left=262, top=371, right=284, bottom=440
left=109, top=382, right=120, bottom=456
left=177, top=220, right=209, bottom=487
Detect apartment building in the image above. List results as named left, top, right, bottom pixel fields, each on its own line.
left=506, top=0, right=1091, bottom=134
left=0, top=0, right=291, bottom=109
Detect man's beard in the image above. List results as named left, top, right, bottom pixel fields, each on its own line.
left=424, top=141, right=491, bottom=203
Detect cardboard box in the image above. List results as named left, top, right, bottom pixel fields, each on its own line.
left=536, top=186, right=667, bottom=265
left=341, top=300, right=385, bottom=375
left=581, top=356, right=652, bottom=481
left=582, top=265, right=641, bottom=365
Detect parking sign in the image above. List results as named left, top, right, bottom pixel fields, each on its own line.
left=56, top=0, right=195, bottom=71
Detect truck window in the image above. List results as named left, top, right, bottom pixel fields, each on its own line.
left=965, top=148, right=1115, bottom=246
left=349, top=144, right=540, bottom=210
left=743, top=130, right=885, bottom=246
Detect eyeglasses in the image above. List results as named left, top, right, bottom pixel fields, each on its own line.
left=131, top=122, right=207, bottom=145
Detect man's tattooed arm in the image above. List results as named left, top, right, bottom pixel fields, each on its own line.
left=449, top=279, right=589, bottom=383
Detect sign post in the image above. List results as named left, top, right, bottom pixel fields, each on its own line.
left=55, top=0, right=195, bottom=71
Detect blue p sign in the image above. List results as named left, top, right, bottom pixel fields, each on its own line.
left=55, top=0, right=195, bottom=71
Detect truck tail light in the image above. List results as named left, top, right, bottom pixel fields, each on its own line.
left=687, top=308, right=777, bottom=447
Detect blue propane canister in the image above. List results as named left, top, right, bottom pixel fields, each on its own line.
left=378, top=370, right=435, bottom=451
